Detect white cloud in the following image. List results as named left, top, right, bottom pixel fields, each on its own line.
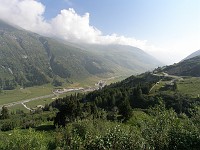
left=50, top=8, right=101, bottom=43
left=49, top=8, right=154, bottom=52
left=0, top=0, right=150, bottom=47
left=0, top=0, right=174, bottom=64
left=0, top=0, right=51, bottom=35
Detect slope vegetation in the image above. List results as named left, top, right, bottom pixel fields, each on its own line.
left=0, top=20, right=162, bottom=89
left=163, top=56, right=200, bottom=77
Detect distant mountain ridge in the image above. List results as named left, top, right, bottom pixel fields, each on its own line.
left=162, top=55, right=200, bottom=77
left=0, top=20, right=163, bottom=89
left=183, top=49, right=200, bottom=61
left=63, top=43, right=163, bottom=73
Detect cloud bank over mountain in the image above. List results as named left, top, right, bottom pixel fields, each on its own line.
left=0, top=0, right=50, bottom=35
left=0, top=0, right=166, bottom=62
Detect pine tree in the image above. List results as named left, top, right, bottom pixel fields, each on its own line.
left=119, top=99, right=132, bottom=120
left=1, top=106, right=9, bottom=119
left=91, top=102, right=98, bottom=118
left=173, top=81, right=178, bottom=91
left=111, top=95, right=116, bottom=107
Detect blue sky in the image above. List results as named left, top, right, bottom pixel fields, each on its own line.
left=41, top=0, right=200, bottom=64
left=0, top=0, right=199, bottom=64
left=42, top=0, right=199, bottom=37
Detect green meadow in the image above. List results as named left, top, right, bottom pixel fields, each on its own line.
left=177, top=77, right=200, bottom=98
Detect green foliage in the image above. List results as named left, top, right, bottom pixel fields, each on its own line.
left=0, top=21, right=114, bottom=89
left=1, top=120, right=15, bottom=131
left=85, top=124, right=146, bottom=150
left=163, top=55, right=200, bottom=77
left=0, top=106, right=9, bottom=119
left=177, top=77, right=200, bottom=97
left=0, top=78, right=17, bottom=90
left=0, top=111, right=55, bottom=131
left=0, top=129, right=48, bottom=150
left=0, top=106, right=199, bottom=150
left=127, top=104, right=200, bottom=150
left=23, top=65, right=50, bottom=87
left=158, top=92, right=197, bottom=115
left=53, top=94, right=84, bottom=127
left=0, top=54, right=199, bottom=150
left=141, top=104, right=178, bottom=149
left=50, top=55, right=71, bottom=78
left=51, top=76, right=62, bottom=87
left=191, top=106, right=200, bottom=129
left=168, top=123, right=200, bottom=150
left=0, top=20, right=163, bottom=90
left=118, top=99, right=132, bottom=120
left=50, top=120, right=147, bottom=150
left=84, top=73, right=161, bottom=119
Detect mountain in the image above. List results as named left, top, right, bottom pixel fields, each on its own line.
left=66, top=43, right=163, bottom=73
left=183, top=49, right=200, bottom=61
left=162, top=55, right=200, bottom=77
left=0, top=20, right=163, bottom=89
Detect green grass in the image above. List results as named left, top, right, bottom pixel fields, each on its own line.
left=177, top=77, right=200, bottom=97
left=69, top=74, right=128, bottom=88
left=104, top=75, right=128, bottom=85
left=0, top=84, right=53, bottom=105
left=1, top=75, right=125, bottom=111
left=25, top=98, right=55, bottom=109
left=149, top=77, right=200, bottom=97
left=149, top=81, right=164, bottom=94
left=25, top=91, right=81, bottom=109
left=8, top=104, right=30, bottom=113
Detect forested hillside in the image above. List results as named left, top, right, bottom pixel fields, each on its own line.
left=0, top=20, right=112, bottom=88
left=162, top=56, right=200, bottom=77
left=0, top=72, right=199, bottom=149
left=0, top=20, right=162, bottom=89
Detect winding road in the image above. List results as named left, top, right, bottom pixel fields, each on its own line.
left=0, top=94, right=55, bottom=109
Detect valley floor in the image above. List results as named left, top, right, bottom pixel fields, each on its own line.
left=0, top=76, right=125, bottom=112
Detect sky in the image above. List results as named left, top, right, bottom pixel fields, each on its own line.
left=0, top=0, right=199, bottom=64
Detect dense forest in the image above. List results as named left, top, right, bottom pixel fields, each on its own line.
left=0, top=72, right=200, bottom=149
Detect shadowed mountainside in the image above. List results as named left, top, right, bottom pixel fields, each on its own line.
left=0, top=20, right=163, bottom=88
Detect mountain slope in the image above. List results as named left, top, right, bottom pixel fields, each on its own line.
left=0, top=20, right=163, bottom=88
left=70, top=43, right=163, bottom=73
left=183, top=49, right=200, bottom=61
left=162, top=56, right=200, bottom=77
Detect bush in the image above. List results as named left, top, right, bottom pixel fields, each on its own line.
left=85, top=125, right=146, bottom=150
left=1, top=120, right=16, bottom=131
left=168, top=117, right=200, bottom=150
left=0, top=129, right=48, bottom=150
left=50, top=119, right=147, bottom=150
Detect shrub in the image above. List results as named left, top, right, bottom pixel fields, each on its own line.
left=85, top=125, right=146, bottom=150
left=0, top=129, right=48, bottom=150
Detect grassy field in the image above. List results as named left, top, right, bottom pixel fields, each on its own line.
left=8, top=104, right=30, bottom=113
left=149, top=76, right=200, bottom=98
left=25, top=98, right=55, bottom=109
left=0, top=84, right=53, bottom=105
left=25, top=91, right=81, bottom=109
left=0, top=78, right=95, bottom=107
left=69, top=74, right=127, bottom=88
left=4, top=75, right=199, bottom=112
left=0, top=75, right=126, bottom=112
left=177, top=77, right=200, bottom=97
left=149, top=80, right=167, bottom=94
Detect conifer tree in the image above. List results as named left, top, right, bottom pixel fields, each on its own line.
left=1, top=106, right=9, bottom=119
